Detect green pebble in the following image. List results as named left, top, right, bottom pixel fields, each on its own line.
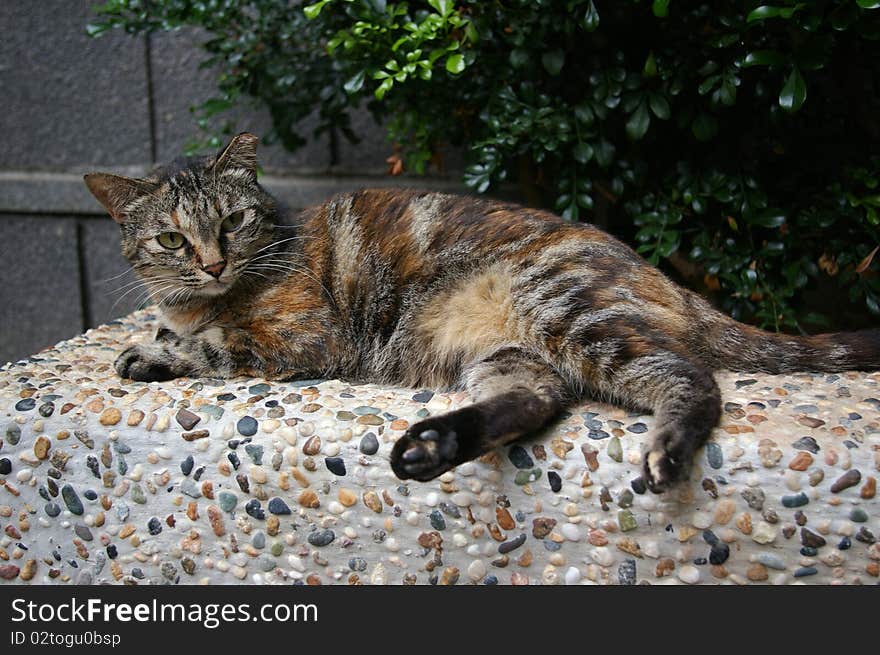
left=130, top=484, right=146, bottom=504
left=618, top=509, right=637, bottom=532
left=271, top=542, right=284, bottom=557
left=850, top=508, right=868, bottom=523
left=218, top=491, right=238, bottom=512
left=607, top=437, right=623, bottom=463
left=514, top=470, right=532, bottom=485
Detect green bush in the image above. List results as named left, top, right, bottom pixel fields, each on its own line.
left=89, top=0, right=880, bottom=332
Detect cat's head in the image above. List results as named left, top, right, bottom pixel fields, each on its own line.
left=84, top=133, right=276, bottom=305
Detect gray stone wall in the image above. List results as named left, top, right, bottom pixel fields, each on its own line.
left=0, top=1, right=467, bottom=365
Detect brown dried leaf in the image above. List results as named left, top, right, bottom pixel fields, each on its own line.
left=855, top=245, right=879, bottom=274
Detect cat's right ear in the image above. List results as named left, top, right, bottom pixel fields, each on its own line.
left=83, top=173, right=158, bottom=224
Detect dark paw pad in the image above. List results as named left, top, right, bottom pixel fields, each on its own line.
left=390, top=422, right=460, bottom=481
left=642, top=448, right=683, bottom=494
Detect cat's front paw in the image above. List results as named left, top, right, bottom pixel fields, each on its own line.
left=390, top=419, right=460, bottom=482
left=115, top=344, right=177, bottom=382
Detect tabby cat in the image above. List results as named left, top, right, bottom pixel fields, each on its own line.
left=84, top=133, right=880, bottom=493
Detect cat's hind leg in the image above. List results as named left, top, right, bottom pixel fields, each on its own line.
left=590, top=350, right=721, bottom=493
left=390, top=347, right=566, bottom=481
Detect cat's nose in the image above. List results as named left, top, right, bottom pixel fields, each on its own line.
left=201, top=260, right=226, bottom=278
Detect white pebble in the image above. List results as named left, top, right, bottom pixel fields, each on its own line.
left=425, top=492, right=439, bottom=507
left=564, top=566, right=581, bottom=585
left=691, top=511, right=712, bottom=529
left=15, top=469, right=32, bottom=483
left=678, top=565, right=700, bottom=584
left=752, top=521, right=777, bottom=544
left=642, top=540, right=660, bottom=559
left=468, top=560, right=486, bottom=581
left=561, top=524, right=582, bottom=541
left=590, top=547, right=613, bottom=567
left=451, top=492, right=473, bottom=506
left=452, top=533, right=468, bottom=548
left=324, top=442, right=340, bottom=457
left=155, top=447, right=173, bottom=460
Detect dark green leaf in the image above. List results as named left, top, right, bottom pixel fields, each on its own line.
left=541, top=50, right=565, bottom=76
left=779, top=67, right=807, bottom=112
left=343, top=70, right=365, bottom=94
left=509, top=48, right=529, bottom=69
left=742, top=50, right=786, bottom=67
left=626, top=102, right=651, bottom=140
left=573, top=142, right=594, bottom=163
left=691, top=113, right=718, bottom=141
left=583, top=1, right=600, bottom=31
left=649, top=93, right=670, bottom=119
left=652, top=0, right=671, bottom=18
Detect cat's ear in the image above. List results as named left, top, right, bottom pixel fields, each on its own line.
left=83, top=173, right=158, bottom=224
left=212, top=132, right=259, bottom=180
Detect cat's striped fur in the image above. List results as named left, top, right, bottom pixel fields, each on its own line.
left=85, top=134, right=880, bottom=493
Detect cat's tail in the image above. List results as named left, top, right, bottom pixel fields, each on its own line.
left=698, top=311, right=880, bottom=374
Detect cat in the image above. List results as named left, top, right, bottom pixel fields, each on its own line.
left=84, top=133, right=880, bottom=493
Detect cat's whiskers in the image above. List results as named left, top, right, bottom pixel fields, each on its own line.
left=110, top=276, right=179, bottom=311
left=99, top=266, right=136, bottom=284
left=251, top=235, right=312, bottom=256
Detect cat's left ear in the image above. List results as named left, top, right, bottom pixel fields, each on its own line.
left=83, top=173, right=159, bottom=224
left=212, top=132, right=259, bottom=180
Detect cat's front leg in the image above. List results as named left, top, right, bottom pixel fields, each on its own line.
left=115, top=342, right=192, bottom=381
left=115, top=326, right=212, bottom=381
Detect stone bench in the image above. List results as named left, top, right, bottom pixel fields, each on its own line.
left=1, top=310, right=878, bottom=585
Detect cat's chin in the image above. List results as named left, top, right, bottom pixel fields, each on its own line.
left=197, top=280, right=233, bottom=297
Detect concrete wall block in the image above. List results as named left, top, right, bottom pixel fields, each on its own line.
left=80, top=217, right=142, bottom=327
left=149, top=28, right=332, bottom=172
left=0, top=215, right=83, bottom=364
left=0, top=1, right=151, bottom=170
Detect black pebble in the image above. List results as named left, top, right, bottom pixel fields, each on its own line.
left=147, top=517, right=162, bottom=535
left=227, top=452, right=241, bottom=470
left=245, top=499, right=266, bottom=520
left=630, top=477, right=647, bottom=495
left=548, top=471, right=562, bottom=492
left=702, top=529, right=718, bottom=546
left=359, top=432, right=379, bottom=455
left=0, top=458, right=11, bottom=475
left=106, top=545, right=118, bottom=559
left=14, top=398, right=36, bottom=411
left=508, top=446, right=534, bottom=469
left=708, top=543, right=729, bottom=564
left=838, top=536, right=851, bottom=550
left=792, top=436, right=820, bottom=454
left=217, top=393, right=236, bottom=401
left=325, top=457, right=346, bottom=476
left=268, top=498, right=291, bottom=515
left=181, top=455, right=194, bottom=476
left=237, top=416, right=258, bottom=437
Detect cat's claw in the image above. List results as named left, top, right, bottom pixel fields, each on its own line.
left=390, top=423, right=460, bottom=481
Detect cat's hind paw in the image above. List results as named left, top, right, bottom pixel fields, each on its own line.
left=642, top=431, right=694, bottom=494
left=115, top=344, right=177, bottom=382
left=390, top=420, right=460, bottom=482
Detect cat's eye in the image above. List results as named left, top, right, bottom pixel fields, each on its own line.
left=156, top=232, right=186, bottom=249
left=221, top=210, right=245, bottom=233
